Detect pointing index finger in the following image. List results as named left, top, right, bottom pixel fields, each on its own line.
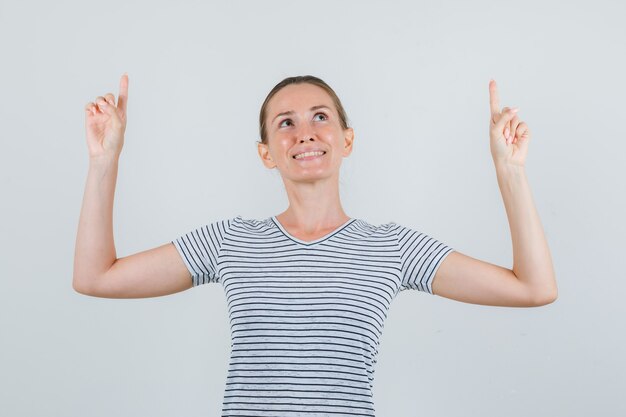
left=117, top=73, right=129, bottom=113
left=489, top=79, right=500, bottom=118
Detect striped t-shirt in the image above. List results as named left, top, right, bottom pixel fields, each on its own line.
left=172, top=215, right=454, bottom=417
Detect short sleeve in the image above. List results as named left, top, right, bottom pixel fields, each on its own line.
left=393, top=223, right=455, bottom=294
left=171, top=217, right=233, bottom=287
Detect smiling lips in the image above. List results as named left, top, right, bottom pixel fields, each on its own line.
left=293, top=150, right=326, bottom=161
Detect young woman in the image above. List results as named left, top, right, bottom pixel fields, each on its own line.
left=74, top=73, right=557, bottom=416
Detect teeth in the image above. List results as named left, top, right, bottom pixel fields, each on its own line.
left=294, top=151, right=325, bottom=159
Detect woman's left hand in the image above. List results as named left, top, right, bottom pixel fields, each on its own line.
left=489, top=79, right=531, bottom=167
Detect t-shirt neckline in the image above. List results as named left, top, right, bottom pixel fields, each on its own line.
left=270, top=216, right=356, bottom=246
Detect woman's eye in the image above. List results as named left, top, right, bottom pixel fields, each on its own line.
left=279, top=113, right=326, bottom=128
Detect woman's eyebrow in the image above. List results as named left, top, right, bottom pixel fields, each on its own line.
left=272, top=105, right=331, bottom=123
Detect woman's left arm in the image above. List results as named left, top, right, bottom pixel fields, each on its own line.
left=431, top=80, right=557, bottom=307
left=494, top=162, right=558, bottom=303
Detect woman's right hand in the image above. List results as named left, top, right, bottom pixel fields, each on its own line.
left=84, top=73, right=129, bottom=161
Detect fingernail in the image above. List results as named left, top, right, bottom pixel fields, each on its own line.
left=505, top=128, right=510, bottom=138
left=511, top=108, right=519, bottom=112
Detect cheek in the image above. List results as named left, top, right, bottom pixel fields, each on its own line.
left=276, top=137, right=292, bottom=150
left=268, top=132, right=289, bottom=145
left=319, top=125, right=342, bottom=139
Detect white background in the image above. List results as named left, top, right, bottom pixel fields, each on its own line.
left=1, top=0, right=624, bottom=416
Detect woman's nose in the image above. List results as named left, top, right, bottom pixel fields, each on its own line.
left=297, top=123, right=316, bottom=142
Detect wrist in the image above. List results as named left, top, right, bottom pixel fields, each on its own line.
left=89, top=153, right=120, bottom=169
left=494, top=161, right=525, bottom=175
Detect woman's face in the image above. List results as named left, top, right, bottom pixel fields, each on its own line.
left=258, top=83, right=354, bottom=183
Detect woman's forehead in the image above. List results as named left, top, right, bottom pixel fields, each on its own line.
left=269, top=83, right=333, bottom=114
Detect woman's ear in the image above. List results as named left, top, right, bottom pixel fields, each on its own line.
left=343, top=127, right=355, bottom=157
left=257, top=141, right=277, bottom=169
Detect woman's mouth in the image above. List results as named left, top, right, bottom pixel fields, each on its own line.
left=293, top=151, right=326, bottom=161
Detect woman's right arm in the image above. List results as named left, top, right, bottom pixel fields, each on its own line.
left=73, top=74, right=192, bottom=298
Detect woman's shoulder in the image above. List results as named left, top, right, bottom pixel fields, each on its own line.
left=350, top=217, right=401, bottom=238
left=228, top=214, right=275, bottom=231
left=354, top=217, right=399, bottom=228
